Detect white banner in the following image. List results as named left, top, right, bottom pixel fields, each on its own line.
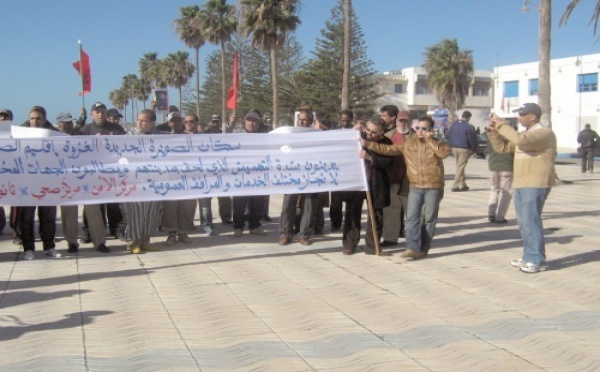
left=0, top=130, right=367, bottom=206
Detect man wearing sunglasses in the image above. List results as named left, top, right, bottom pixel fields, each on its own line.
left=361, top=116, right=449, bottom=259
left=488, top=103, right=556, bottom=274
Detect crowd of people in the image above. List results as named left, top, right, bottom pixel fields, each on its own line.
left=0, top=101, right=560, bottom=273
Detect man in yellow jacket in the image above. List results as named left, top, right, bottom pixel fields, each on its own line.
left=362, top=116, right=449, bottom=259
left=488, top=103, right=557, bottom=273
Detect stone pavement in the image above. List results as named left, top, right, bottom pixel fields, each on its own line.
left=1, top=157, right=599, bottom=371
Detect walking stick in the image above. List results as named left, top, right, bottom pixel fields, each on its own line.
left=365, top=191, right=380, bottom=256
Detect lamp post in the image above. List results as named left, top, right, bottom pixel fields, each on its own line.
left=576, top=56, right=583, bottom=130
left=521, top=0, right=552, bottom=129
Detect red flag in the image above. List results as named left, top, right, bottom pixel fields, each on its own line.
left=227, top=51, right=239, bottom=110
left=72, top=48, right=91, bottom=95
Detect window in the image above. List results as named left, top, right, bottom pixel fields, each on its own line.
left=394, top=83, right=403, bottom=94
left=504, top=81, right=519, bottom=98
left=415, top=79, right=430, bottom=95
left=578, top=73, right=598, bottom=92
left=528, top=79, right=538, bottom=96
left=472, top=81, right=490, bottom=96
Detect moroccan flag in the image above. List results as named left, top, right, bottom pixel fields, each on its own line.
left=226, top=51, right=239, bottom=110
left=72, top=48, right=91, bottom=95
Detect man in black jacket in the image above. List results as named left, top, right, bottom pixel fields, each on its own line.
left=577, top=123, right=600, bottom=173
left=358, top=117, right=393, bottom=255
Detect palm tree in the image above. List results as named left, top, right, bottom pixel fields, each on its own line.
left=108, top=88, right=128, bottom=122
left=200, top=0, right=238, bottom=132
left=341, top=0, right=351, bottom=110
left=174, top=5, right=206, bottom=117
left=163, top=51, right=196, bottom=110
left=560, top=0, right=600, bottom=35
left=241, top=0, right=300, bottom=126
left=138, top=52, right=160, bottom=108
left=121, top=74, right=139, bottom=123
left=423, top=38, right=473, bottom=118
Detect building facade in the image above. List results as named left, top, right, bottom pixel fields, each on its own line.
left=493, top=53, right=600, bottom=148
left=376, top=67, right=493, bottom=131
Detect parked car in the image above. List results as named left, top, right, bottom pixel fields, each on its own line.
left=474, top=133, right=488, bottom=159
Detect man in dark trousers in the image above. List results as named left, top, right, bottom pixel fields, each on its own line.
left=358, top=117, right=393, bottom=255
left=447, top=110, right=477, bottom=192
left=577, top=123, right=599, bottom=173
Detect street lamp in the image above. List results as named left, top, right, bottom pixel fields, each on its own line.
left=520, top=0, right=539, bottom=13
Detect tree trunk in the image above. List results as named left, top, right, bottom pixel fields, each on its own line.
left=270, top=47, right=278, bottom=127
left=341, top=0, right=351, bottom=110
left=539, top=0, right=552, bottom=128
left=179, top=86, right=183, bottom=113
left=221, top=43, right=227, bottom=133
left=195, top=47, right=201, bottom=118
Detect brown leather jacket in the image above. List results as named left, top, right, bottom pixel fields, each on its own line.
left=363, top=136, right=449, bottom=189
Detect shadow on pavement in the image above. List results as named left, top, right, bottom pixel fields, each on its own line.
left=0, top=311, right=112, bottom=342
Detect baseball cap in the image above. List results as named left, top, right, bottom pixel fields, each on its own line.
left=397, top=110, right=410, bottom=120
left=210, top=114, right=221, bottom=122
left=107, top=108, right=123, bottom=118
left=91, top=102, right=107, bottom=111
left=245, top=111, right=262, bottom=122
left=513, top=103, right=541, bottom=117
left=167, top=112, right=182, bottom=121
left=0, top=108, right=13, bottom=120
left=56, top=112, right=73, bottom=122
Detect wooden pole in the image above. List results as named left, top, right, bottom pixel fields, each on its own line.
left=78, top=40, right=85, bottom=110
left=365, top=191, right=380, bottom=256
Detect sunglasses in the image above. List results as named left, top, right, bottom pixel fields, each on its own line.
left=365, top=129, right=383, bottom=136
left=415, top=126, right=429, bottom=131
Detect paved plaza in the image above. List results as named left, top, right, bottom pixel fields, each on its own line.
left=1, top=155, right=599, bottom=371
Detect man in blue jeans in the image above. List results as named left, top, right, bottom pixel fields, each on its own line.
left=362, top=116, right=449, bottom=259
left=488, top=103, right=557, bottom=273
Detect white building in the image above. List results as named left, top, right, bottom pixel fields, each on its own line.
left=376, top=67, right=493, bottom=131
left=493, top=53, right=600, bottom=148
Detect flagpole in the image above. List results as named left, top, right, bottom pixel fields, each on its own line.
left=78, top=40, right=85, bottom=109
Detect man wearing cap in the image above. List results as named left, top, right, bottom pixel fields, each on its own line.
left=488, top=103, right=557, bottom=273
left=577, top=123, right=600, bottom=174
left=55, top=112, right=109, bottom=254
left=231, top=110, right=268, bottom=238
left=447, top=110, right=478, bottom=192
left=381, top=110, right=414, bottom=247
left=79, top=102, right=126, bottom=243
left=106, top=108, right=123, bottom=127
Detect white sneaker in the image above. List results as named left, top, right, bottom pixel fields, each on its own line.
left=250, top=227, right=266, bottom=236
left=45, top=249, right=62, bottom=258
left=520, top=262, right=541, bottom=273
left=233, top=229, right=243, bottom=238
left=511, top=258, right=525, bottom=268
left=23, top=251, right=35, bottom=261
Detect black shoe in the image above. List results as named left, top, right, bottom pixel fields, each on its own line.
left=495, top=219, right=508, bottom=224
left=96, top=244, right=110, bottom=253
left=380, top=240, right=397, bottom=247
left=451, top=188, right=461, bottom=192
left=330, top=226, right=341, bottom=232
left=488, top=216, right=496, bottom=223
left=222, top=219, right=233, bottom=225
left=262, top=215, right=273, bottom=222
left=461, top=186, right=470, bottom=191
left=67, top=242, right=79, bottom=253
left=79, top=232, right=92, bottom=244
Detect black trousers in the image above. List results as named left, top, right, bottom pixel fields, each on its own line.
left=338, top=191, right=365, bottom=251
left=233, top=196, right=262, bottom=231
left=17, top=206, right=57, bottom=252
left=329, top=192, right=344, bottom=229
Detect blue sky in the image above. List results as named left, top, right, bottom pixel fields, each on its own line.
left=0, top=0, right=598, bottom=123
